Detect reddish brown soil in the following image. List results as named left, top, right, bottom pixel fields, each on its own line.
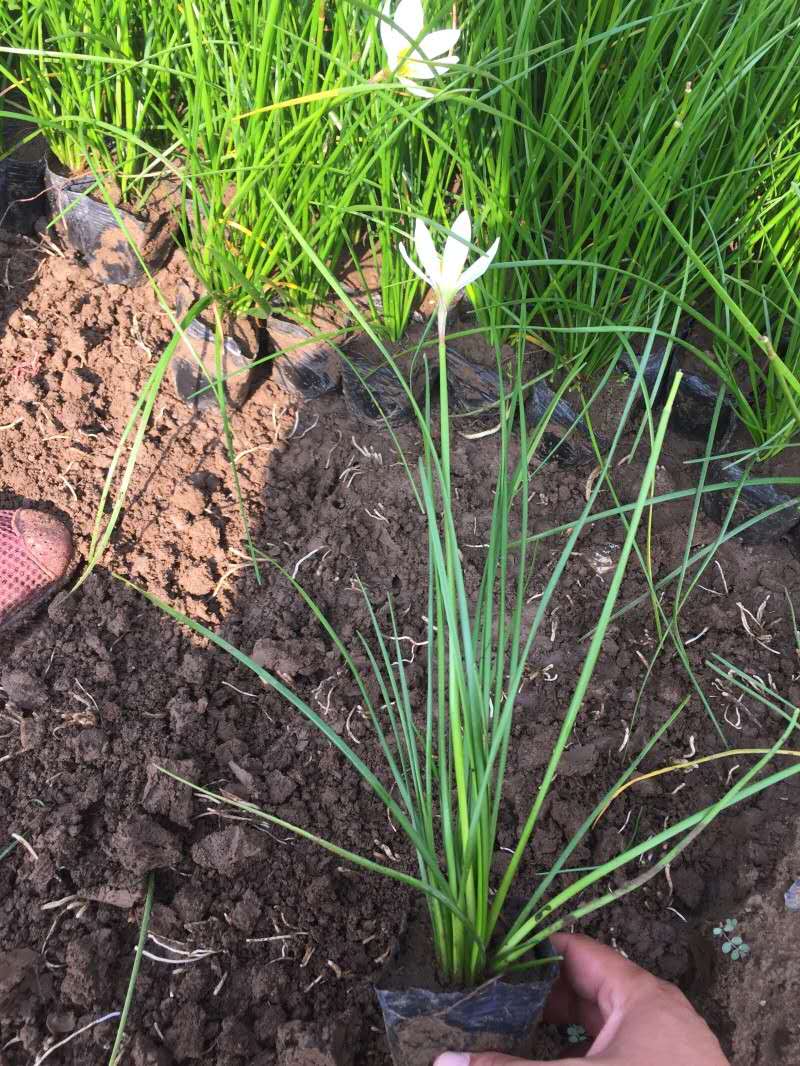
left=1, top=230, right=800, bottom=1066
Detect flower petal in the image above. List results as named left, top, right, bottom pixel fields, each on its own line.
left=402, top=61, right=437, bottom=81
left=403, top=56, right=457, bottom=79
left=442, top=210, right=472, bottom=291
left=417, top=28, right=461, bottom=60
left=394, top=0, right=424, bottom=44
left=399, top=241, right=433, bottom=286
left=379, top=0, right=396, bottom=55
left=399, top=77, right=435, bottom=97
left=379, top=0, right=401, bottom=64
left=413, top=218, right=442, bottom=284
left=456, top=236, right=500, bottom=290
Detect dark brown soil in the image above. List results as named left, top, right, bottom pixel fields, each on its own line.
left=1, top=228, right=800, bottom=1066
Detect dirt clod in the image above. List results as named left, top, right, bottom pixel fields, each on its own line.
left=190, top=825, right=269, bottom=877
left=142, top=759, right=199, bottom=827
left=1, top=668, right=45, bottom=710
left=0, top=949, right=41, bottom=1013
left=165, top=1004, right=208, bottom=1060
left=276, top=1019, right=355, bottom=1066
left=61, top=930, right=118, bottom=1008
left=111, top=815, right=182, bottom=874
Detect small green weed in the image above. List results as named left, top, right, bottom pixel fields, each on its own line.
left=567, top=1023, right=587, bottom=1044
left=712, top=918, right=750, bottom=961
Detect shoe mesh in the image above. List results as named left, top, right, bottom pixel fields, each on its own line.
left=0, top=511, right=52, bottom=624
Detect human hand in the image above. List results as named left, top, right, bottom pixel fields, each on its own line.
left=433, top=932, right=730, bottom=1065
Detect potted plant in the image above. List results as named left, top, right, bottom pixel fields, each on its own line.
left=142, top=212, right=800, bottom=1063
left=628, top=320, right=800, bottom=546
left=0, top=82, right=46, bottom=235
left=161, top=0, right=384, bottom=410
left=0, top=0, right=181, bottom=284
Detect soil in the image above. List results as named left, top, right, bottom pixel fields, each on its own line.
left=1, top=224, right=800, bottom=1066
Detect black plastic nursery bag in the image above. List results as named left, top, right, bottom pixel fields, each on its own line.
left=376, top=942, right=559, bottom=1066
left=45, top=166, right=171, bottom=286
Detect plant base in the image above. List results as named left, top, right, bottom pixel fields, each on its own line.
left=376, top=925, right=558, bottom=1066
left=268, top=315, right=342, bottom=399
left=0, top=159, right=44, bottom=235
left=172, top=309, right=261, bottom=411
left=702, top=425, right=800, bottom=544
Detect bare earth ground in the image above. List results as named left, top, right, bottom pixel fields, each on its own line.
left=1, top=230, right=799, bottom=1065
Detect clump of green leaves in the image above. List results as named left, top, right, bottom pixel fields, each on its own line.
left=0, top=0, right=181, bottom=204
left=567, top=1023, right=587, bottom=1045
left=713, top=918, right=751, bottom=961
left=141, top=331, right=800, bottom=988
left=160, top=0, right=474, bottom=335
left=162, top=0, right=400, bottom=322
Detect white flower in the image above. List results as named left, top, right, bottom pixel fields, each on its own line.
left=399, top=210, right=500, bottom=312
left=380, top=0, right=460, bottom=98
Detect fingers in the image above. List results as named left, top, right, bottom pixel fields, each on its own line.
left=432, top=939, right=630, bottom=1066
left=434, top=936, right=729, bottom=1066
left=587, top=975, right=730, bottom=1063
left=541, top=973, right=604, bottom=1035
left=539, top=932, right=647, bottom=1034
left=433, top=1055, right=525, bottom=1066
left=546, top=935, right=728, bottom=1063
left=549, top=932, right=659, bottom=1017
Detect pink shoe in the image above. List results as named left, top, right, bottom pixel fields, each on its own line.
left=0, top=509, right=74, bottom=631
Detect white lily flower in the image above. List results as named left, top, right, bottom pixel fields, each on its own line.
left=399, top=210, right=500, bottom=315
left=380, top=0, right=460, bottom=98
